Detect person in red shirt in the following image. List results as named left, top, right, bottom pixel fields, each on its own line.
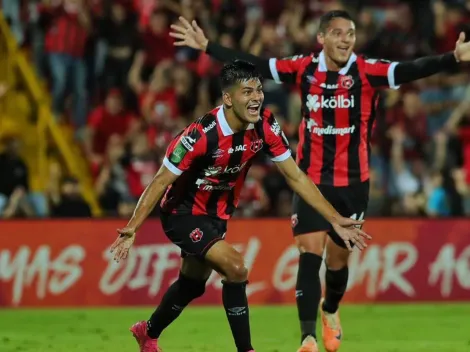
left=128, top=9, right=175, bottom=91
left=83, top=89, right=139, bottom=169
left=125, top=133, right=159, bottom=199
left=39, top=0, right=91, bottom=128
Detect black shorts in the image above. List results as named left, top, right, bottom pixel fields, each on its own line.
left=160, top=213, right=227, bottom=259
left=291, top=181, right=369, bottom=248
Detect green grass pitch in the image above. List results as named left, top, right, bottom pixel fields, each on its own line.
left=1, top=304, right=469, bottom=351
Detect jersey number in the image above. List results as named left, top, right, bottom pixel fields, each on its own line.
left=350, top=212, right=365, bottom=229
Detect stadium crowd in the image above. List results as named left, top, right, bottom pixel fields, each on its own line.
left=1, top=0, right=470, bottom=218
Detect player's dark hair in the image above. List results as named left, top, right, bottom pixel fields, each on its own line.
left=220, top=60, right=263, bottom=91
left=318, top=10, right=354, bottom=33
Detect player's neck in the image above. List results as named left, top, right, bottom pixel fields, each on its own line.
left=224, top=107, right=250, bottom=133
left=324, top=54, right=346, bottom=72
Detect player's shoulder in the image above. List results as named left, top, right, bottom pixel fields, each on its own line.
left=257, top=107, right=281, bottom=133
left=356, top=54, right=394, bottom=66
left=258, top=107, right=275, bottom=123
left=183, top=107, right=219, bottom=136
left=279, top=53, right=318, bottom=66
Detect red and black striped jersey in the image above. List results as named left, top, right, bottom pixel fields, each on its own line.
left=161, top=106, right=291, bottom=219
left=269, top=51, right=399, bottom=186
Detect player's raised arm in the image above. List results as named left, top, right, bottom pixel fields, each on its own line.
left=170, top=16, right=307, bottom=84
left=365, top=32, right=469, bottom=89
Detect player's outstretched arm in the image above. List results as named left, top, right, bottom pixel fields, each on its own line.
left=110, top=166, right=178, bottom=262
left=170, top=16, right=274, bottom=80
left=275, top=157, right=372, bottom=251
left=393, top=32, right=468, bottom=85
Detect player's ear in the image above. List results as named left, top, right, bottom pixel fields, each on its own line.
left=317, top=32, right=325, bottom=45
left=222, top=91, right=233, bottom=107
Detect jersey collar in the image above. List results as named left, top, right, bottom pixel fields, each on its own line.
left=216, top=106, right=255, bottom=136
left=318, top=50, right=357, bottom=75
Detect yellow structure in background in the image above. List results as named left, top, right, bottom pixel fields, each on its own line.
left=0, top=13, right=101, bottom=216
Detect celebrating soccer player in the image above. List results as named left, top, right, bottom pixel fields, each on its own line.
left=169, top=10, right=470, bottom=352
left=110, top=60, right=370, bottom=352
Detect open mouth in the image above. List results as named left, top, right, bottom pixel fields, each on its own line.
left=247, top=104, right=260, bottom=115
left=337, top=47, right=349, bottom=54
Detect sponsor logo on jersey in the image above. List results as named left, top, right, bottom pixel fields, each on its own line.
left=195, top=179, right=234, bottom=191
left=170, top=144, right=187, bottom=163
left=306, top=94, right=355, bottom=112
left=203, top=121, right=216, bottom=133
left=203, top=161, right=248, bottom=177
left=306, top=119, right=356, bottom=136
left=181, top=135, right=196, bottom=151
left=271, top=121, right=281, bottom=136
left=319, top=83, right=339, bottom=89
left=212, top=149, right=224, bottom=158
left=306, top=75, right=317, bottom=84
left=228, top=145, right=247, bottom=154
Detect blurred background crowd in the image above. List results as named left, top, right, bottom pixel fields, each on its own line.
left=1, top=0, right=470, bottom=219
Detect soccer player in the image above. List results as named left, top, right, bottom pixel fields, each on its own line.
left=110, top=60, right=370, bottom=352
left=169, top=10, right=470, bottom=352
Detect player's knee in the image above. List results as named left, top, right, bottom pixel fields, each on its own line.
left=178, top=272, right=207, bottom=299
left=224, top=258, right=249, bottom=283
left=325, top=239, right=350, bottom=270
left=295, top=232, right=326, bottom=256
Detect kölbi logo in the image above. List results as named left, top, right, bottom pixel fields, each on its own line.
left=306, top=94, right=354, bottom=112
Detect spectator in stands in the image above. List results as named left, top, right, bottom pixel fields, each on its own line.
left=4, top=0, right=469, bottom=218
left=94, top=135, right=132, bottom=216
left=388, top=126, right=426, bottom=216
left=2, top=0, right=24, bottom=45
left=51, top=176, right=91, bottom=217
left=426, top=170, right=450, bottom=217
left=123, top=132, right=158, bottom=200
left=235, top=165, right=269, bottom=218
left=443, top=86, right=470, bottom=186
left=128, top=9, right=175, bottom=92
left=96, top=1, right=140, bottom=95
left=83, top=88, right=139, bottom=171
left=39, top=0, right=91, bottom=129
left=0, top=136, right=35, bottom=218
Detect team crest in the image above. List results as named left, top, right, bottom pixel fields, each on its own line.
left=250, top=139, right=263, bottom=153
left=340, top=75, right=354, bottom=89
left=189, top=228, right=203, bottom=242
left=291, top=214, right=298, bottom=228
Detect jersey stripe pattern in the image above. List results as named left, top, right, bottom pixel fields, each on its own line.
left=269, top=52, right=399, bottom=186
left=161, top=106, right=291, bottom=219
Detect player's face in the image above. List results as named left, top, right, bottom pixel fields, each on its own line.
left=231, top=79, right=264, bottom=123
left=318, top=18, right=356, bottom=66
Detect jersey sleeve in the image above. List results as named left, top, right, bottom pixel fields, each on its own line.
left=268, top=55, right=310, bottom=85
left=261, top=110, right=292, bottom=162
left=163, top=125, right=206, bottom=176
left=363, top=58, right=400, bottom=90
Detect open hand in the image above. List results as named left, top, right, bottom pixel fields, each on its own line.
left=110, top=227, right=136, bottom=262
left=454, top=32, right=470, bottom=62
left=331, top=217, right=372, bottom=252
left=170, top=16, right=208, bottom=51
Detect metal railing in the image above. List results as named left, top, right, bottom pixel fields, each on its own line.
left=0, top=13, right=101, bottom=216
